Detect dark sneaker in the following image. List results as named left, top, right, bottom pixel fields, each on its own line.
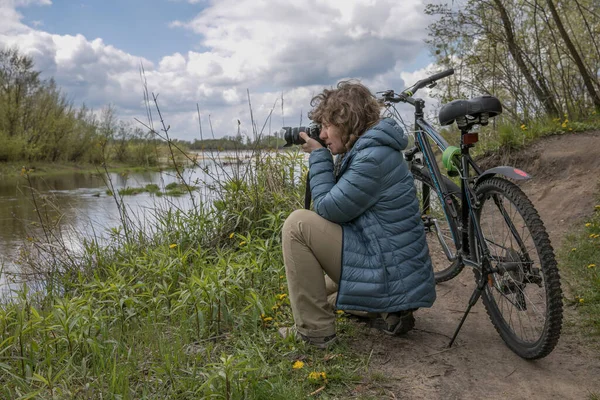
left=372, top=310, right=415, bottom=335
left=278, top=326, right=337, bottom=349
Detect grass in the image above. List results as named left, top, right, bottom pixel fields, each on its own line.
left=560, top=201, right=600, bottom=335
left=0, top=161, right=174, bottom=179
left=437, top=112, right=600, bottom=157
left=0, top=149, right=374, bottom=399
left=106, top=183, right=196, bottom=197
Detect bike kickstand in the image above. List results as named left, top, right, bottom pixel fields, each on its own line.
left=448, top=267, right=491, bottom=348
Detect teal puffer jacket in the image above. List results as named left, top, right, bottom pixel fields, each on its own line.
left=308, top=117, right=436, bottom=312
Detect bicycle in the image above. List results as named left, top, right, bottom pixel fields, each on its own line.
left=379, top=69, right=563, bottom=359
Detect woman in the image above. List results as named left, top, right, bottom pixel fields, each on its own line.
left=280, top=80, right=435, bottom=348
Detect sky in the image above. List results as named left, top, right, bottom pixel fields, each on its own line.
left=0, top=0, right=441, bottom=141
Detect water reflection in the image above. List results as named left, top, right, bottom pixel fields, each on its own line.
left=0, top=150, right=306, bottom=291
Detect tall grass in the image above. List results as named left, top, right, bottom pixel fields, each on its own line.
left=0, top=87, right=370, bottom=398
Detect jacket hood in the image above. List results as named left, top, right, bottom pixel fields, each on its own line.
left=351, top=117, right=408, bottom=153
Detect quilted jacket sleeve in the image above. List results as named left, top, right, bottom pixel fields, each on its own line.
left=308, top=147, right=381, bottom=223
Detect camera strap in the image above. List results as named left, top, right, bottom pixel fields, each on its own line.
left=304, top=174, right=311, bottom=210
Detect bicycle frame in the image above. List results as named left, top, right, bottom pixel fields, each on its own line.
left=409, top=100, right=494, bottom=268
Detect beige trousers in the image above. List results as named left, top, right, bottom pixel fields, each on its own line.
left=282, top=209, right=342, bottom=337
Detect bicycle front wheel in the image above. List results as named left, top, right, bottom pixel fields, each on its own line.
left=469, top=177, right=563, bottom=359
left=411, top=166, right=463, bottom=283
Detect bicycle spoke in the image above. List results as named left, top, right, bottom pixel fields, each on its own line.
left=477, top=187, right=550, bottom=345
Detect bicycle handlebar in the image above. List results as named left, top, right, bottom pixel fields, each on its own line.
left=380, top=68, right=454, bottom=104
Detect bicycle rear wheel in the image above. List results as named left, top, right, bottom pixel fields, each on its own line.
left=411, top=166, right=463, bottom=283
left=469, top=177, right=563, bottom=359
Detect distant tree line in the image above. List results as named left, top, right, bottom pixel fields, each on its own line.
left=0, top=47, right=287, bottom=167
left=426, top=0, right=600, bottom=121
left=0, top=47, right=163, bottom=165
left=186, top=134, right=286, bottom=151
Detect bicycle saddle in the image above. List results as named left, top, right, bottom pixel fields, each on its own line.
left=438, top=96, right=502, bottom=127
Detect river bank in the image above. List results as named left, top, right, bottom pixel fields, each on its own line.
left=0, top=161, right=173, bottom=179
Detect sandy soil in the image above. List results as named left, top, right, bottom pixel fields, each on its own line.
left=345, top=131, right=600, bottom=399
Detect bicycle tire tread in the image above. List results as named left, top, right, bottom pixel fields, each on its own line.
left=471, top=177, right=563, bottom=359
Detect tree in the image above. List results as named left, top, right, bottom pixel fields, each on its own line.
left=0, top=47, right=41, bottom=137
left=426, top=0, right=600, bottom=121
left=545, top=0, right=600, bottom=110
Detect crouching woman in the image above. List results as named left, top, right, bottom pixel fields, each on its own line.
left=280, top=80, right=436, bottom=348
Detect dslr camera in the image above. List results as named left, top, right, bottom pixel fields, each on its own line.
left=279, top=124, right=326, bottom=148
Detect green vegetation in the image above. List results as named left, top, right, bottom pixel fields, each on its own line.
left=426, top=0, right=600, bottom=136
left=0, top=151, right=378, bottom=399
left=188, top=135, right=286, bottom=151
left=0, top=46, right=289, bottom=176
left=106, top=183, right=196, bottom=197
left=561, top=202, right=600, bottom=335
left=0, top=48, right=164, bottom=166
left=438, top=112, right=600, bottom=157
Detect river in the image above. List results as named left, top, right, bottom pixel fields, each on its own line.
left=0, top=150, right=292, bottom=292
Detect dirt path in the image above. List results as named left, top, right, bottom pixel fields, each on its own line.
left=346, top=131, right=600, bottom=399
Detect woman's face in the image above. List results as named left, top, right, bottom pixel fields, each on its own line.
left=320, top=121, right=345, bottom=155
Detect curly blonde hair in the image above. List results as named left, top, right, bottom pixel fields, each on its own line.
left=308, top=80, right=382, bottom=152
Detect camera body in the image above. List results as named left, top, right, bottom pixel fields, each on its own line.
left=280, top=124, right=326, bottom=148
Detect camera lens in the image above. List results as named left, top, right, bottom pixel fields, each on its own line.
left=280, top=125, right=324, bottom=147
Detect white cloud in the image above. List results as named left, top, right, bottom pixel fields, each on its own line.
left=0, top=0, right=438, bottom=141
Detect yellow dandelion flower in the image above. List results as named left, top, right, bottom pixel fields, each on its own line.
left=561, top=123, right=567, bottom=128
left=239, top=241, right=246, bottom=246
left=571, top=248, right=577, bottom=252
left=585, top=223, right=592, bottom=227
left=292, top=361, right=305, bottom=369
left=587, top=264, right=596, bottom=269
left=277, top=293, right=287, bottom=300
left=169, top=243, right=177, bottom=248
left=308, top=371, right=327, bottom=382
left=229, top=232, right=234, bottom=239
left=263, top=317, right=273, bottom=322
left=280, top=275, right=285, bottom=279
left=589, top=234, right=596, bottom=238
left=272, top=305, right=279, bottom=310
left=308, top=371, right=320, bottom=380
left=336, top=310, right=344, bottom=314
left=595, top=205, right=600, bottom=209
left=579, top=298, right=585, bottom=304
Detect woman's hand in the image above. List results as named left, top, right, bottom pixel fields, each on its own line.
left=300, top=131, right=324, bottom=154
